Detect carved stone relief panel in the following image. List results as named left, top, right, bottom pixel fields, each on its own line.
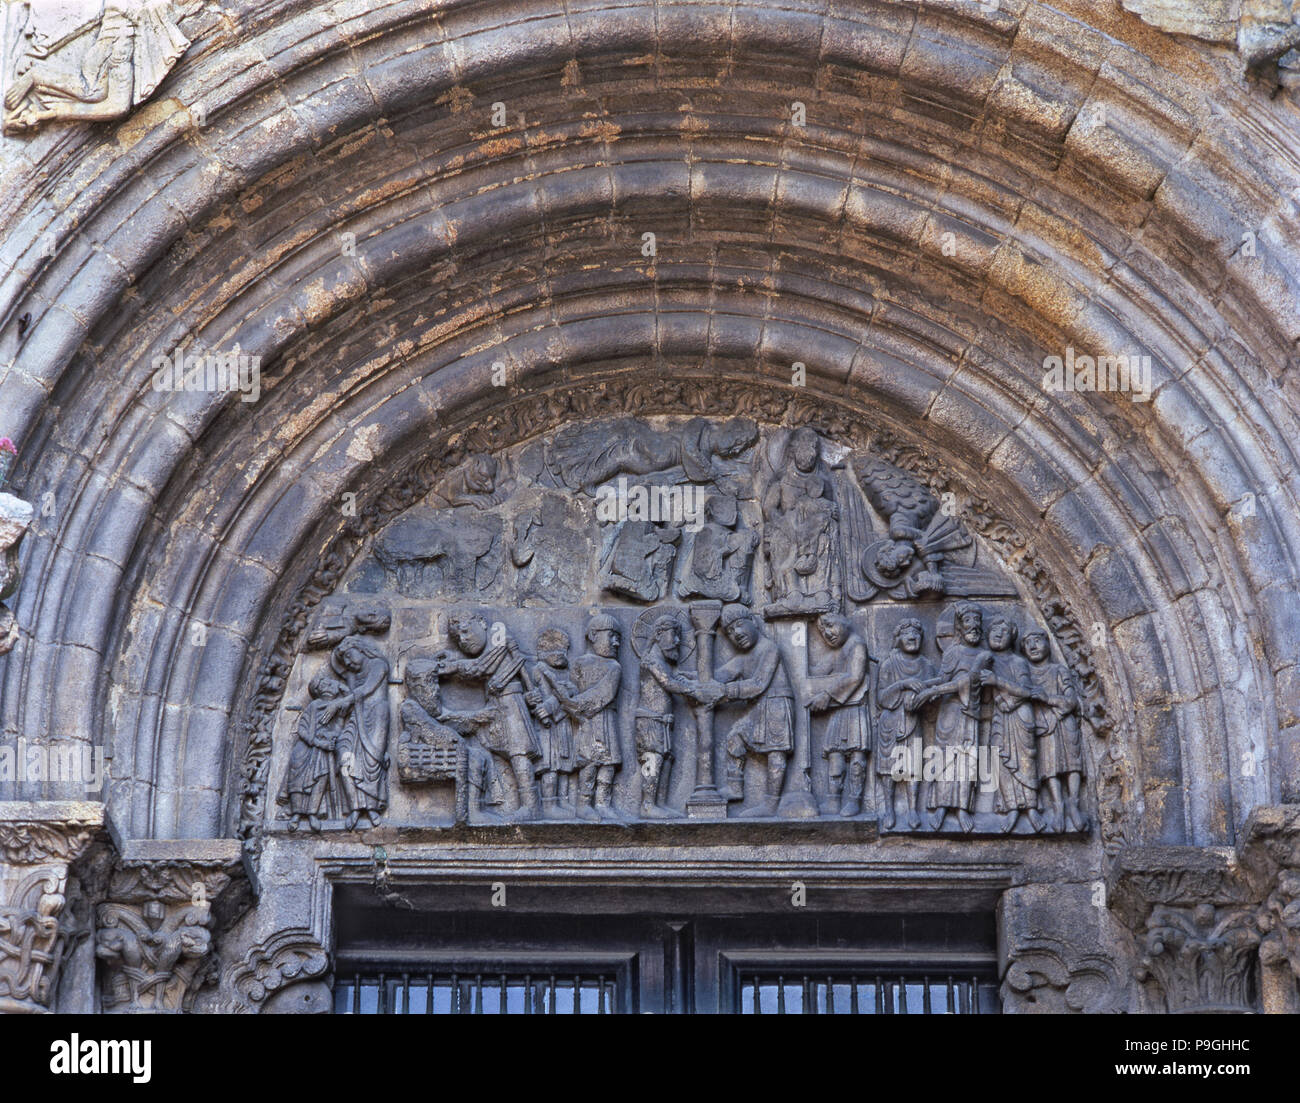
left=2, top=1, right=202, bottom=135
left=260, top=415, right=1106, bottom=836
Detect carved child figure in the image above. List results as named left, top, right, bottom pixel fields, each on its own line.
left=807, top=613, right=872, bottom=817
left=875, top=619, right=936, bottom=830
left=717, top=605, right=795, bottom=817
left=527, top=628, right=580, bottom=819
left=281, top=671, right=347, bottom=832
left=1022, top=629, right=1088, bottom=833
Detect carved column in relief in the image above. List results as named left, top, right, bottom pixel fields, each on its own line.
left=0, top=802, right=105, bottom=1013
left=96, top=842, right=247, bottom=1014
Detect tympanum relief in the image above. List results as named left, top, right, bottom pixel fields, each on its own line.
left=269, top=417, right=1095, bottom=835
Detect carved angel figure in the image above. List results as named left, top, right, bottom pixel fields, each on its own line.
left=4, top=2, right=202, bottom=134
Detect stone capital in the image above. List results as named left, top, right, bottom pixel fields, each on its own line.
left=1110, top=846, right=1260, bottom=1013
left=96, top=839, right=250, bottom=1014
left=0, top=801, right=106, bottom=1013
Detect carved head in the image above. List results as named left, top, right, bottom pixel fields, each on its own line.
left=308, top=671, right=345, bottom=701
left=987, top=615, right=1017, bottom=652
left=711, top=418, right=759, bottom=458
left=817, top=613, right=851, bottom=649
left=721, top=604, right=758, bottom=651
left=465, top=453, right=498, bottom=492
left=448, top=613, right=488, bottom=657
left=404, top=660, right=443, bottom=715
left=1021, top=630, right=1050, bottom=664
left=653, top=616, right=681, bottom=662
left=894, top=618, right=924, bottom=655
left=336, top=640, right=366, bottom=672
left=954, top=602, right=983, bottom=646
left=789, top=427, right=820, bottom=472
left=536, top=627, right=571, bottom=669
left=875, top=540, right=915, bottom=578
left=587, top=613, right=621, bottom=658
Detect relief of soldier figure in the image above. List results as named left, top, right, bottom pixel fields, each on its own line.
left=275, top=418, right=1093, bottom=834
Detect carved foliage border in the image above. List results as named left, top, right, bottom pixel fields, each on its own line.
left=234, top=374, right=1127, bottom=854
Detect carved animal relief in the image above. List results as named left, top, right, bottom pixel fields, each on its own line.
left=266, top=418, right=1100, bottom=835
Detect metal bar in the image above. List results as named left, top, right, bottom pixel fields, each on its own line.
left=923, top=976, right=931, bottom=1015
left=500, top=974, right=507, bottom=1014
left=548, top=974, right=556, bottom=1015
left=850, top=976, right=859, bottom=1015
left=574, top=975, right=581, bottom=1015
left=777, top=976, right=786, bottom=1015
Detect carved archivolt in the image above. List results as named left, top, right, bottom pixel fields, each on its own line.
left=236, top=378, right=1121, bottom=851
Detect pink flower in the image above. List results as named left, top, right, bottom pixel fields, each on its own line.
left=0, top=438, right=16, bottom=455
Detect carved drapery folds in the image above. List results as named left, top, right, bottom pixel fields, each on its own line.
left=96, top=846, right=246, bottom=1014
left=260, top=416, right=1108, bottom=836
left=0, top=802, right=104, bottom=1013
left=1, top=0, right=202, bottom=135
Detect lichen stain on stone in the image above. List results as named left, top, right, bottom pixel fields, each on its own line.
left=114, top=98, right=187, bottom=153
left=990, top=244, right=1085, bottom=329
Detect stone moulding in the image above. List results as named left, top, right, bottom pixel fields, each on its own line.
left=222, top=927, right=332, bottom=1014
left=232, top=375, right=1124, bottom=859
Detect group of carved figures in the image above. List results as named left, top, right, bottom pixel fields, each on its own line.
left=278, top=599, right=1088, bottom=832
left=278, top=612, right=393, bottom=832
left=276, top=419, right=1091, bottom=832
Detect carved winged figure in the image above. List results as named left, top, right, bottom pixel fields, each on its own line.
left=4, top=2, right=202, bottom=134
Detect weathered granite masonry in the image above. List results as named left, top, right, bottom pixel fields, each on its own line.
left=1, top=1, right=1298, bottom=1013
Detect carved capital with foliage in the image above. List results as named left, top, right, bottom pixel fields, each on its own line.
left=0, top=802, right=105, bottom=1013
